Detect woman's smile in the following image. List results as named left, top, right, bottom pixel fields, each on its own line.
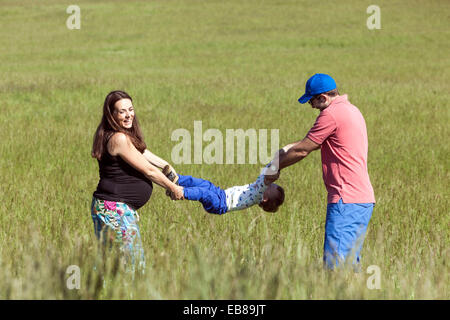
left=114, top=98, right=135, bottom=129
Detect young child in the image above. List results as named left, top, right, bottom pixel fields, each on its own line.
left=163, top=165, right=284, bottom=214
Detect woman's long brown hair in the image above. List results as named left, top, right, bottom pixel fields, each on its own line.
left=91, top=90, right=147, bottom=160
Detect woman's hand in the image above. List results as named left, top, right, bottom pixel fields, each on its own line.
left=170, top=185, right=184, bottom=200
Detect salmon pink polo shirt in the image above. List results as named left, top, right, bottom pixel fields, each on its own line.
left=306, top=95, right=375, bottom=204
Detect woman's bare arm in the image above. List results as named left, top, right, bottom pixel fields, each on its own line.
left=142, top=149, right=169, bottom=169
left=108, top=133, right=183, bottom=199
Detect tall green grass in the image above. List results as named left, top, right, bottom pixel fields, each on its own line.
left=0, top=0, right=448, bottom=299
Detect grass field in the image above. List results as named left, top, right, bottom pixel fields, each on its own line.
left=0, top=0, right=448, bottom=299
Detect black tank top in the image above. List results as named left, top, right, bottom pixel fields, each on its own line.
left=93, top=147, right=153, bottom=210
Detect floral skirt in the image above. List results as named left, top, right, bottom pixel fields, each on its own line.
left=90, top=197, right=145, bottom=272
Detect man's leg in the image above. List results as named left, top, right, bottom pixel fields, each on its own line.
left=348, top=203, right=374, bottom=267
left=323, top=199, right=374, bottom=270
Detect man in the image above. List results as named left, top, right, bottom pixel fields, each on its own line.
left=266, top=73, right=375, bottom=270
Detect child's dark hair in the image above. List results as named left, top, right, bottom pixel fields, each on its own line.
left=275, top=185, right=285, bottom=206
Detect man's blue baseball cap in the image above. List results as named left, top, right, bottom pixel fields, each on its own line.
left=298, top=73, right=337, bottom=104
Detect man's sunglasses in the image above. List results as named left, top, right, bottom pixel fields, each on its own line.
left=308, top=94, right=322, bottom=105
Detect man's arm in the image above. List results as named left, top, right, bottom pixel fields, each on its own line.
left=265, top=110, right=335, bottom=184
left=277, top=137, right=320, bottom=170
left=264, top=137, right=320, bottom=184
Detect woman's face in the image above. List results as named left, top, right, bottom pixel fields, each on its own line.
left=113, top=98, right=134, bottom=129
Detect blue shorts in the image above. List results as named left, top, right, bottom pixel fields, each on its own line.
left=323, top=199, right=374, bottom=270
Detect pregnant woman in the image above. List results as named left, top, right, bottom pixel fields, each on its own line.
left=91, top=90, right=183, bottom=272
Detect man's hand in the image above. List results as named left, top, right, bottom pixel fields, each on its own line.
left=264, top=170, right=280, bottom=185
